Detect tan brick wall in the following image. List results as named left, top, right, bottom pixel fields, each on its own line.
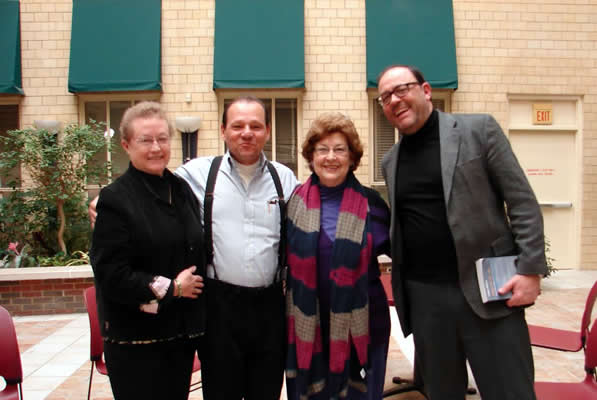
left=9, top=0, right=597, bottom=268
left=451, top=0, right=597, bottom=268
left=17, top=0, right=220, bottom=167
left=20, top=0, right=76, bottom=127
left=161, top=0, right=219, bottom=165
left=304, top=0, right=370, bottom=183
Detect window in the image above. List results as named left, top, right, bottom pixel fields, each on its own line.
left=370, top=91, right=451, bottom=201
left=0, top=104, right=19, bottom=189
left=79, top=94, right=159, bottom=185
left=222, top=96, right=299, bottom=176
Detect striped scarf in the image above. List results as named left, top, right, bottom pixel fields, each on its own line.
left=286, top=172, right=372, bottom=398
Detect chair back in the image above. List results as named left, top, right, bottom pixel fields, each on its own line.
left=585, top=319, right=597, bottom=374
left=84, top=286, right=104, bottom=363
left=581, top=280, right=597, bottom=348
left=0, top=305, right=23, bottom=390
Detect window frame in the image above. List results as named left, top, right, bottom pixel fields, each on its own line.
left=217, top=90, right=304, bottom=179
left=0, top=97, right=21, bottom=193
left=368, top=88, right=453, bottom=189
left=77, top=92, right=161, bottom=188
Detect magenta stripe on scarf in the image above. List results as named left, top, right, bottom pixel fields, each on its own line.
left=339, top=187, right=368, bottom=219
left=330, top=266, right=364, bottom=287
left=287, top=253, right=318, bottom=289
left=296, top=183, right=321, bottom=209
left=295, top=326, right=323, bottom=368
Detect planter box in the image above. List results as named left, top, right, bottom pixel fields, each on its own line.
left=0, top=257, right=393, bottom=316
left=0, top=265, right=94, bottom=316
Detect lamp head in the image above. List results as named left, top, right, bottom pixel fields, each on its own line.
left=34, top=120, right=62, bottom=133
left=175, top=116, right=201, bottom=133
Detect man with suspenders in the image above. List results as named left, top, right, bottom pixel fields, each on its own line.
left=176, top=96, right=298, bottom=400
left=89, top=96, right=298, bottom=399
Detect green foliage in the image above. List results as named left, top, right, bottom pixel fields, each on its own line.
left=544, top=236, right=557, bottom=278
left=0, top=190, right=45, bottom=249
left=0, top=122, right=110, bottom=204
left=1, top=243, right=37, bottom=268
left=0, top=192, right=93, bottom=262
left=37, top=250, right=89, bottom=267
left=0, top=121, right=111, bottom=257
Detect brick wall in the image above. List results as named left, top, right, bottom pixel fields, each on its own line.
left=0, top=277, right=94, bottom=316
left=161, top=0, right=219, bottom=165
left=19, top=0, right=76, bottom=128
left=451, top=0, right=597, bottom=268
left=10, top=0, right=597, bottom=268
left=303, top=0, right=370, bottom=183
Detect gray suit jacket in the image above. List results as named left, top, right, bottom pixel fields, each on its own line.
left=381, top=111, right=547, bottom=336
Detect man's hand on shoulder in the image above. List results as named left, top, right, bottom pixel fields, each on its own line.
left=89, top=196, right=99, bottom=229
left=498, top=274, right=542, bottom=307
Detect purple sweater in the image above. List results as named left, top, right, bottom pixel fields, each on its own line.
left=317, top=182, right=391, bottom=348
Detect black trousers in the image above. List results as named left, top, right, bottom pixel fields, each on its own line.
left=405, top=279, right=536, bottom=400
left=201, top=278, right=286, bottom=400
left=104, top=337, right=197, bottom=400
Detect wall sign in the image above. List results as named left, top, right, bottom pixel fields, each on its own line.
left=533, top=103, right=553, bottom=125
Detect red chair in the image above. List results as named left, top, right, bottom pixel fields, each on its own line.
left=83, top=286, right=201, bottom=399
left=534, top=318, right=597, bottom=399
left=529, top=280, right=597, bottom=352
left=190, top=356, right=202, bottom=392
left=83, top=286, right=108, bottom=400
left=0, top=305, right=24, bottom=400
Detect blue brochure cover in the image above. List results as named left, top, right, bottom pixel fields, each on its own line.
left=475, top=255, right=518, bottom=303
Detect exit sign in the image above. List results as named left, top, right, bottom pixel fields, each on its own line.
left=533, top=103, right=553, bottom=125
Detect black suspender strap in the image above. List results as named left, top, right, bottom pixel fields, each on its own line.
left=265, top=161, right=287, bottom=281
left=204, top=155, right=223, bottom=276
left=203, top=156, right=287, bottom=284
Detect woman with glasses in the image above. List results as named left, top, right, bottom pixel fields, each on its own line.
left=90, top=101, right=205, bottom=400
left=286, top=112, right=391, bottom=399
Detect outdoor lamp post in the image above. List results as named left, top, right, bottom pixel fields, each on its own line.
left=175, top=116, right=201, bottom=163
left=34, top=120, right=62, bottom=145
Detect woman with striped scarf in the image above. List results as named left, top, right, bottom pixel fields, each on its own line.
left=286, top=112, right=391, bottom=399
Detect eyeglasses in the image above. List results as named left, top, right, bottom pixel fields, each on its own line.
left=135, top=136, right=170, bottom=148
left=314, top=146, right=349, bottom=157
left=377, top=82, right=420, bottom=105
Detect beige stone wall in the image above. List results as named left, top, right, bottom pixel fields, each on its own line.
left=161, top=0, right=218, bottom=165
left=10, top=0, right=597, bottom=267
left=19, top=0, right=76, bottom=127
left=303, top=0, right=369, bottom=183
left=451, top=0, right=597, bottom=268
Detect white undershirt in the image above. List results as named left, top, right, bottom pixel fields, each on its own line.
left=236, top=160, right=259, bottom=189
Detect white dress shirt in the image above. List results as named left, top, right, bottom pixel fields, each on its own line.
left=176, top=152, right=298, bottom=287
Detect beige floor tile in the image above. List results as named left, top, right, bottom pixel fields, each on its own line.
left=9, top=269, right=596, bottom=399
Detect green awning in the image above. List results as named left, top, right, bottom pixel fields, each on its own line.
left=0, top=0, right=23, bottom=95
left=68, top=0, right=161, bottom=93
left=366, top=0, right=458, bottom=89
left=213, top=0, right=304, bottom=89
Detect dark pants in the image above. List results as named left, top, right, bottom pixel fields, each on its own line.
left=405, top=280, right=536, bottom=400
left=104, top=338, right=196, bottom=400
left=201, top=278, right=286, bottom=400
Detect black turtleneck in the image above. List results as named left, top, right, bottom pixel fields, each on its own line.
left=395, top=110, right=459, bottom=283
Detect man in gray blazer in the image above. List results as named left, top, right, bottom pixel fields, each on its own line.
left=379, top=64, right=547, bottom=400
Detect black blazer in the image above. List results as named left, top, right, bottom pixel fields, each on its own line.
left=90, top=164, right=206, bottom=342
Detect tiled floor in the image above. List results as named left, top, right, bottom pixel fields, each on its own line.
left=3, top=269, right=596, bottom=400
